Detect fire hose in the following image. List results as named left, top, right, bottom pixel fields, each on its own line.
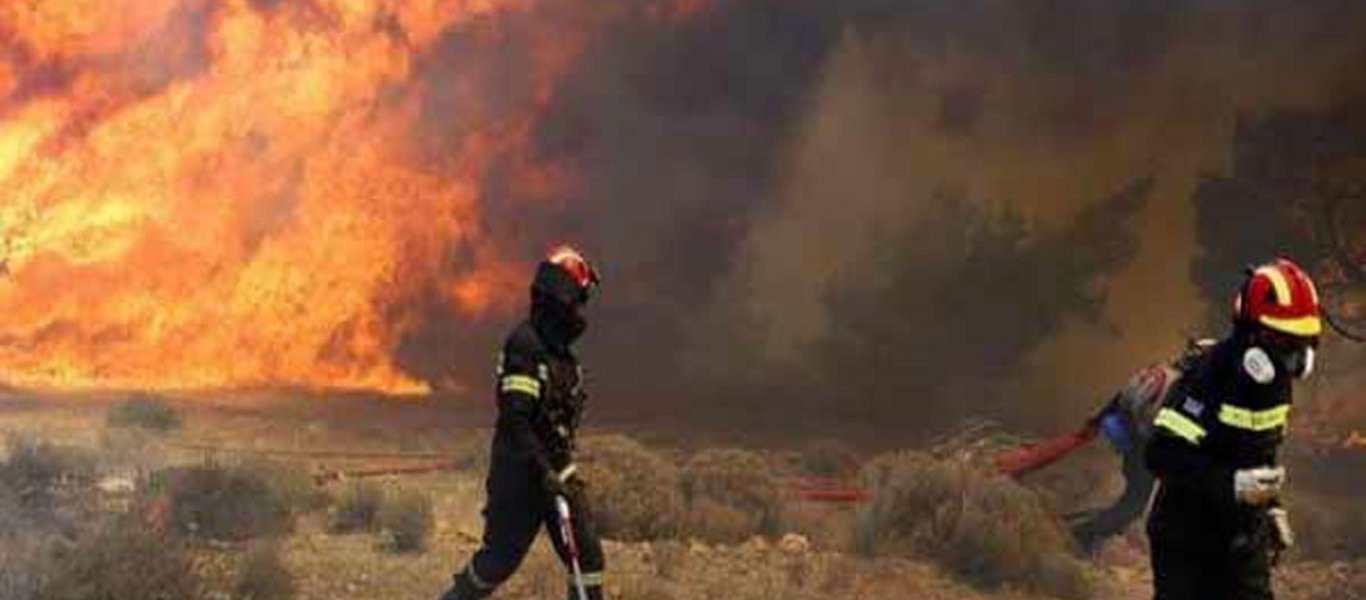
left=556, top=495, right=590, bottom=600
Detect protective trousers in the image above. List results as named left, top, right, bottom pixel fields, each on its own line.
left=441, top=458, right=605, bottom=600
left=1149, top=534, right=1273, bottom=600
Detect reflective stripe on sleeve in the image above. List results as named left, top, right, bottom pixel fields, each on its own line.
left=1218, top=404, right=1290, bottom=432
left=500, top=374, right=542, bottom=397
left=578, top=572, right=604, bottom=587
left=1154, top=407, right=1207, bottom=444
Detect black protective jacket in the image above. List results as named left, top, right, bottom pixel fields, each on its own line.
left=1145, top=335, right=1292, bottom=549
left=490, top=319, right=586, bottom=477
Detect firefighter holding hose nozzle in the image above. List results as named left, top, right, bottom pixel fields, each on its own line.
left=1146, top=258, right=1319, bottom=600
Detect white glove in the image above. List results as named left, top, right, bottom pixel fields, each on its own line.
left=1234, top=466, right=1285, bottom=506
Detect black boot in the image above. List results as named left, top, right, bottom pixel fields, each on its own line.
left=437, top=569, right=491, bottom=600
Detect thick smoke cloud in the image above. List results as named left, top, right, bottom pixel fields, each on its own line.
left=389, top=0, right=1366, bottom=440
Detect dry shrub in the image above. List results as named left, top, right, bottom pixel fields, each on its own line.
left=785, top=501, right=857, bottom=552
left=98, top=427, right=163, bottom=474
left=680, top=448, right=783, bottom=544
left=32, top=515, right=206, bottom=600
left=856, top=451, right=1094, bottom=599
left=578, top=434, right=683, bottom=541
left=158, top=460, right=318, bottom=541
left=105, top=394, right=182, bottom=433
left=235, top=542, right=295, bottom=600
left=377, top=486, right=434, bottom=553
left=2, top=437, right=96, bottom=496
left=328, top=481, right=384, bottom=533
left=800, top=439, right=861, bottom=478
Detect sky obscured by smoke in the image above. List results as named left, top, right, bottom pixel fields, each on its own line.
left=400, top=0, right=1366, bottom=440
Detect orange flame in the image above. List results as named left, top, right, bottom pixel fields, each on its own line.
left=0, top=0, right=633, bottom=395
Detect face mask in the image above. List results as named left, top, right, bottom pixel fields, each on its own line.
left=1269, top=345, right=1314, bottom=380
left=1291, top=346, right=1315, bottom=379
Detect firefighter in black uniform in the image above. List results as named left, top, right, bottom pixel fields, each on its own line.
left=438, top=246, right=605, bottom=600
left=1146, top=258, right=1321, bottom=600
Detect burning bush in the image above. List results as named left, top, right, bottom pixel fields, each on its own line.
left=327, top=480, right=384, bottom=534
left=157, top=460, right=319, bottom=541
left=32, top=514, right=206, bottom=600
left=680, top=448, right=784, bottom=544
left=578, top=434, right=684, bottom=541
left=856, top=451, right=1094, bottom=599
left=235, top=542, right=296, bottom=600
left=377, top=486, right=434, bottom=553
left=105, top=394, right=183, bottom=433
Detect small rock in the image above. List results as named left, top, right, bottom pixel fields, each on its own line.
left=779, top=533, right=811, bottom=555
left=746, top=536, right=769, bottom=552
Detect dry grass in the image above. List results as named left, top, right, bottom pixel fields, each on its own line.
left=680, top=448, right=784, bottom=544
left=377, top=486, right=434, bottom=553
left=856, top=451, right=1094, bottom=599
left=579, top=434, right=684, bottom=541
left=235, top=541, right=296, bottom=600
left=328, top=481, right=384, bottom=534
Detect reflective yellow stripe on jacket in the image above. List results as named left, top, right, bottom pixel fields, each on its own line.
left=1218, top=404, right=1290, bottom=432
left=1154, top=407, right=1207, bottom=444
left=500, top=374, right=542, bottom=398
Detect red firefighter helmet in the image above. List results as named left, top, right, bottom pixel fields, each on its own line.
left=1233, top=258, right=1322, bottom=338
left=546, top=245, right=598, bottom=291
left=532, top=245, right=600, bottom=306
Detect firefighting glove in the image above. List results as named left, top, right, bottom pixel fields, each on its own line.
left=1234, top=466, right=1285, bottom=506
left=543, top=464, right=582, bottom=500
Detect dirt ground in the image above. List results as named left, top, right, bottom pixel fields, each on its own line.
left=1, top=393, right=1362, bottom=600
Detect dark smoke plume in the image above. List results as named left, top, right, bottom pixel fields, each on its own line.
left=383, top=1, right=1366, bottom=439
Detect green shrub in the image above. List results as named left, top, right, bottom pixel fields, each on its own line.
left=106, top=394, right=182, bottom=433
left=680, top=448, right=783, bottom=544
left=856, top=451, right=1093, bottom=599
left=377, top=487, right=433, bottom=553
left=578, top=435, right=683, bottom=541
